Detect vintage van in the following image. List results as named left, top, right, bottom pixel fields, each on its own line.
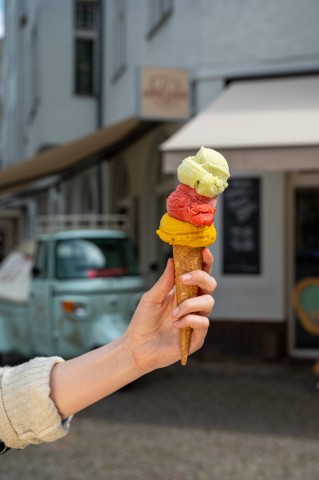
left=0, top=216, right=145, bottom=362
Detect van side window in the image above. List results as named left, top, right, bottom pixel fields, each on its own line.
left=33, top=242, right=49, bottom=278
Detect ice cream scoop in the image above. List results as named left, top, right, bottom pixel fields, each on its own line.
left=167, top=184, right=217, bottom=226
left=156, top=213, right=216, bottom=247
left=156, top=146, right=230, bottom=365
left=178, top=146, right=229, bottom=197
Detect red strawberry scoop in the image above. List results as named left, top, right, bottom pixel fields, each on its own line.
left=166, top=183, right=217, bottom=227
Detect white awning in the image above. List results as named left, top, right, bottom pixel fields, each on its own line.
left=161, top=75, right=319, bottom=172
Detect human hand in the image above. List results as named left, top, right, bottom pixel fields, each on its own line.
left=49, top=249, right=216, bottom=418
left=125, top=248, right=216, bottom=374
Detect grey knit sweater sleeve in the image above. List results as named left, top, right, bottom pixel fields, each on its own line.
left=0, top=357, right=71, bottom=450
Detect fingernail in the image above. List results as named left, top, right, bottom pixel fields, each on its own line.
left=171, top=307, right=180, bottom=317
left=181, top=273, right=192, bottom=282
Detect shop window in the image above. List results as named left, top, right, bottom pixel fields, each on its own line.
left=74, top=0, right=99, bottom=95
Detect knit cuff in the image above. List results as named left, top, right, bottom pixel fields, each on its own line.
left=0, top=357, right=71, bottom=449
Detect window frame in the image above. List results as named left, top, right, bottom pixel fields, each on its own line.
left=73, top=0, right=99, bottom=96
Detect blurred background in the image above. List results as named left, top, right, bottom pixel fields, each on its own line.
left=0, top=0, right=319, bottom=478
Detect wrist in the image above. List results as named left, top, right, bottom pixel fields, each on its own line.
left=111, top=333, right=146, bottom=379
left=90, top=333, right=145, bottom=392
left=120, top=332, right=150, bottom=376
left=123, top=330, right=163, bottom=376
left=50, top=335, right=145, bottom=418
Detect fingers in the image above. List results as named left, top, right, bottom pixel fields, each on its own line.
left=179, top=269, right=217, bottom=295
left=172, top=309, right=211, bottom=355
left=142, top=258, right=175, bottom=304
left=173, top=314, right=210, bottom=331
left=175, top=248, right=216, bottom=295
left=202, top=248, right=214, bottom=275
left=171, top=294, right=215, bottom=321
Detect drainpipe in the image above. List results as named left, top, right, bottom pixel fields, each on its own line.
left=27, top=199, right=37, bottom=239
left=96, top=0, right=104, bottom=214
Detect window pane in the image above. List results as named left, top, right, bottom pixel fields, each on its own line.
left=75, top=39, right=94, bottom=94
left=75, top=0, right=97, bottom=31
left=56, top=238, right=139, bottom=279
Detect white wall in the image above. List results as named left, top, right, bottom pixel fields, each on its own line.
left=2, top=0, right=97, bottom=165
left=200, top=0, right=319, bottom=68
left=103, top=0, right=201, bottom=125
left=212, top=171, right=286, bottom=321
left=103, top=0, right=319, bottom=126
left=40, top=0, right=96, bottom=145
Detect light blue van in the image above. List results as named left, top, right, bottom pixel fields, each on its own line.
left=0, top=226, right=145, bottom=362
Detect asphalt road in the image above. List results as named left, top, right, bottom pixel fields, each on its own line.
left=1, top=358, right=319, bottom=480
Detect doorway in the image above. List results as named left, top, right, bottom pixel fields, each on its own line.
left=289, top=174, right=319, bottom=357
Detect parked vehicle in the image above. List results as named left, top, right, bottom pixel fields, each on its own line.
left=0, top=215, right=145, bottom=362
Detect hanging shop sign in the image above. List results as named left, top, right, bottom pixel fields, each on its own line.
left=139, top=67, right=190, bottom=120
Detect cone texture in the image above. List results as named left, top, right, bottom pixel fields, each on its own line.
left=173, top=245, right=203, bottom=365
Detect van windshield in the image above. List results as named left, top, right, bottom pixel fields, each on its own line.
left=55, top=238, right=139, bottom=279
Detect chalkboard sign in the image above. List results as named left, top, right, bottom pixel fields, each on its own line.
left=223, top=177, right=261, bottom=274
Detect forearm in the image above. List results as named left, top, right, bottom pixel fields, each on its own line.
left=49, top=333, right=143, bottom=419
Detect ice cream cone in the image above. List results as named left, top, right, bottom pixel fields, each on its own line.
left=173, top=244, right=203, bottom=365
left=156, top=147, right=230, bottom=366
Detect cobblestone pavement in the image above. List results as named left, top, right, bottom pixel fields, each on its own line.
left=1, top=358, right=319, bottom=480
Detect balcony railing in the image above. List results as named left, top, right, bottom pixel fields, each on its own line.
left=36, top=214, right=128, bottom=234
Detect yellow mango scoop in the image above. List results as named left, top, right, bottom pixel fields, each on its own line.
left=156, top=213, right=217, bottom=248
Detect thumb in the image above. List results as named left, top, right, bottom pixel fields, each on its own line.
left=144, top=258, right=175, bottom=304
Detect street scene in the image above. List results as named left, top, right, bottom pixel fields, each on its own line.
left=0, top=0, right=319, bottom=478
left=1, top=358, right=319, bottom=480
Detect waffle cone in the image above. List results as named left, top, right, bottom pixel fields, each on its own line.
left=173, top=244, right=203, bottom=365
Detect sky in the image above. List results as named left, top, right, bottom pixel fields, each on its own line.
left=0, top=0, right=4, bottom=39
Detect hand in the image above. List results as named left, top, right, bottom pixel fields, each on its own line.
left=49, top=249, right=216, bottom=418
left=125, top=248, right=216, bottom=374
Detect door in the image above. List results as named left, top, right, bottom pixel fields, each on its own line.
left=289, top=174, right=319, bottom=357
left=29, top=241, right=57, bottom=356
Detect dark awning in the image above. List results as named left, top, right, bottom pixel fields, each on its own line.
left=0, top=117, right=148, bottom=195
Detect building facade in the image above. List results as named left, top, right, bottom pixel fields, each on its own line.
left=1, top=0, right=319, bottom=359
